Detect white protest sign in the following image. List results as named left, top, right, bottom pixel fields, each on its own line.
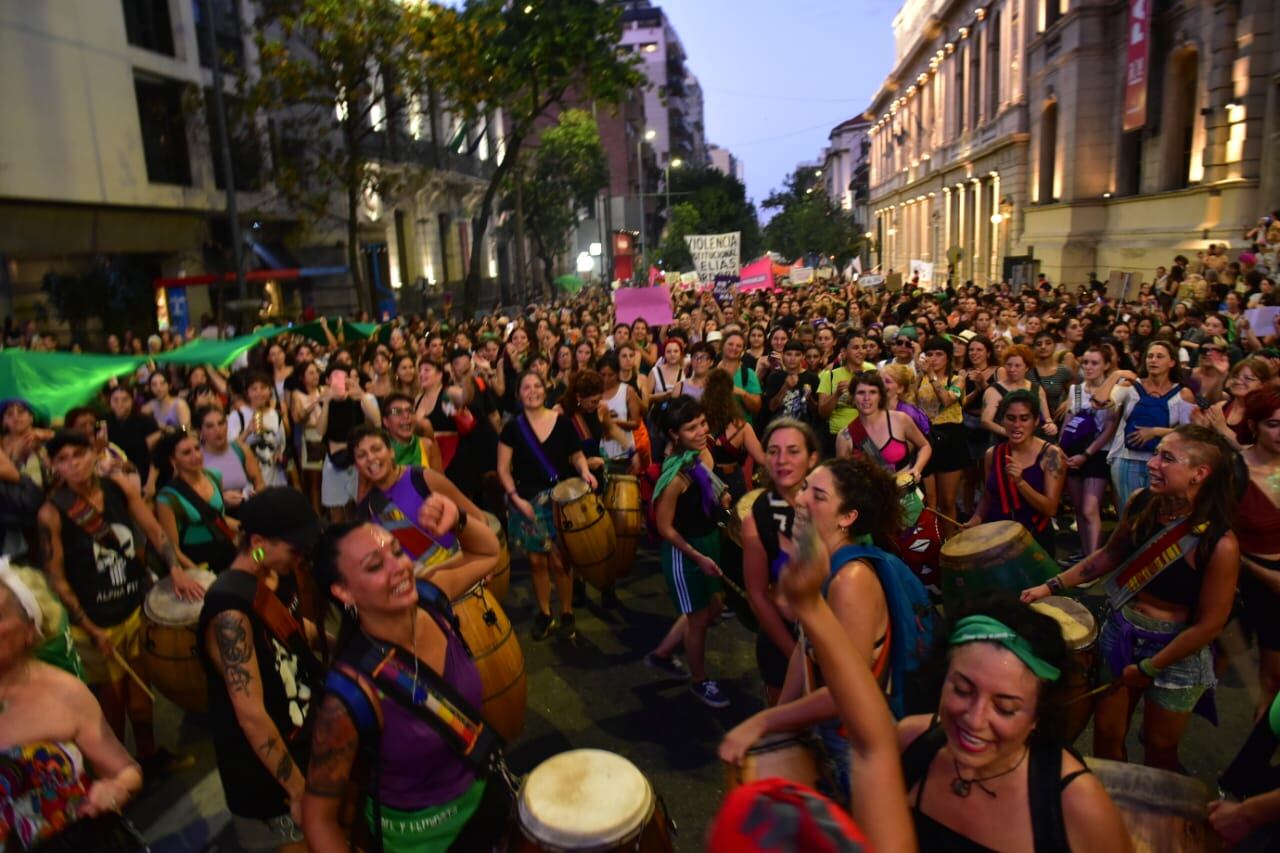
left=859, top=274, right=885, bottom=288
left=791, top=267, right=814, bottom=285
left=684, top=232, right=741, bottom=283
left=1246, top=305, right=1280, bottom=335
left=909, top=259, right=934, bottom=287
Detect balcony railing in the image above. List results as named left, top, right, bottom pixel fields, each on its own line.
left=358, top=131, right=495, bottom=181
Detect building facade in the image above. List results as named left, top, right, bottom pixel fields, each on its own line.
left=708, top=144, right=744, bottom=183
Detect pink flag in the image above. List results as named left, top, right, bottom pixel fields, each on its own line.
left=648, top=265, right=661, bottom=287
left=738, top=257, right=773, bottom=292
left=614, top=286, right=673, bottom=327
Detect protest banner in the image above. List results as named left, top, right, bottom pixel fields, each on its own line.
left=713, top=275, right=738, bottom=304
left=614, top=286, right=673, bottom=327
left=1105, top=270, right=1134, bottom=302
left=739, top=257, right=773, bottom=292
left=859, top=274, right=886, bottom=288
left=815, top=267, right=834, bottom=280
left=909, top=259, right=934, bottom=287
left=684, top=232, right=741, bottom=282
left=790, top=267, right=814, bottom=285
left=885, top=272, right=904, bottom=292
left=1246, top=305, right=1280, bottom=336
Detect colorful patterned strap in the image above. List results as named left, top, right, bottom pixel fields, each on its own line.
left=1102, top=516, right=1208, bottom=611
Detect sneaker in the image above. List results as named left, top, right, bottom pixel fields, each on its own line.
left=644, top=652, right=689, bottom=679
left=558, top=612, right=577, bottom=641
left=531, top=611, right=556, bottom=641
left=1058, top=551, right=1085, bottom=568
left=572, top=578, right=587, bottom=608
left=691, top=679, right=730, bottom=708
left=717, top=607, right=736, bottom=624
left=140, top=747, right=197, bottom=778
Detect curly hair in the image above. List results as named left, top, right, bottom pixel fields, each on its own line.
left=819, top=456, right=904, bottom=551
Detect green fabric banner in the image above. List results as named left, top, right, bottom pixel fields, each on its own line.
left=0, top=350, right=143, bottom=421
left=159, top=326, right=286, bottom=367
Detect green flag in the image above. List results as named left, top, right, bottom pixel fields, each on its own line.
left=0, top=350, right=143, bottom=421
left=159, top=326, right=286, bottom=368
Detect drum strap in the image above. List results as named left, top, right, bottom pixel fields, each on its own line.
left=165, top=475, right=238, bottom=550
left=249, top=577, right=325, bottom=696
left=51, top=486, right=127, bottom=556
left=1101, top=516, right=1208, bottom=612
left=517, top=413, right=560, bottom=484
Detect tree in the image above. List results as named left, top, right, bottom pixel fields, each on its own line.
left=507, top=109, right=609, bottom=290
left=763, top=168, right=864, bottom=265
left=655, top=203, right=702, bottom=272
left=242, top=0, right=429, bottom=314
left=666, top=166, right=762, bottom=260
left=420, top=0, right=645, bottom=313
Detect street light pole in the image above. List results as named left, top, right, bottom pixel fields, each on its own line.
left=202, top=0, right=244, bottom=339
left=637, top=129, right=655, bottom=267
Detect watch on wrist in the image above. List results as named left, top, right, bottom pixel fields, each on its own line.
left=1046, top=575, right=1064, bottom=595
left=453, top=510, right=468, bottom=536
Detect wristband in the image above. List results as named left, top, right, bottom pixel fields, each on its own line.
left=1138, top=658, right=1163, bottom=679
left=1046, top=575, right=1065, bottom=595
left=452, top=510, right=469, bottom=536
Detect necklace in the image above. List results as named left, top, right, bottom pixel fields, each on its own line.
left=951, top=745, right=1029, bottom=798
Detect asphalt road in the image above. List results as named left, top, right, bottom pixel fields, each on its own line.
left=125, top=535, right=1258, bottom=851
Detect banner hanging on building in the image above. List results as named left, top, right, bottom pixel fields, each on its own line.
left=1123, top=0, right=1152, bottom=132
left=684, top=232, right=741, bottom=283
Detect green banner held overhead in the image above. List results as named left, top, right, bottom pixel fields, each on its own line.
left=0, top=350, right=143, bottom=422
left=159, top=326, right=286, bottom=368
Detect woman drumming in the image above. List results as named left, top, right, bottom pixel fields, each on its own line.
left=301, top=515, right=505, bottom=852
left=645, top=396, right=730, bottom=708
left=1195, top=356, right=1272, bottom=450
left=497, top=372, right=597, bottom=642
left=1060, top=345, right=1121, bottom=561
left=981, top=345, right=1056, bottom=445
left=155, top=430, right=239, bottom=572
left=916, top=337, right=969, bottom=533
left=556, top=369, right=630, bottom=479
left=740, top=418, right=820, bottom=704
left=1025, top=425, right=1240, bottom=771
left=0, top=563, right=144, bottom=851
left=1235, top=389, right=1280, bottom=715
left=965, top=390, right=1067, bottom=555
left=1107, top=340, right=1196, bottom=512
left=898, top=594, right=1132, bottom=851
left=835, top=372, right=931, bottom=488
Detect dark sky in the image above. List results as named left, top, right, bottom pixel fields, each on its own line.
left=659, top=0, right=900, bottom=216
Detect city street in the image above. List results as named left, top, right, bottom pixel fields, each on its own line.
left=125, top=533, right=1259, bottom=851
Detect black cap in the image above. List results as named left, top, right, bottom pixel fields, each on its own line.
left=45, top=429, right=91, bottom=460
left=922, top=335, right=953, bottom=354
left=239, top=488, right=321, bottom=553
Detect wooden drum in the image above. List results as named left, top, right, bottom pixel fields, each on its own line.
left=143, top=568, right=216, bottom=712
left=552, top=478, right=617, bottom=591
left=451, top=582, right=527, bottom=742
left=1087, top=758, right=1222, bottom=852
left=513, top=749, right=673, bottom=852
left=726, top=732, right=829, bottom=794
left=725, top=487, right=765, bottom=548
left=604, top=475, right=643, bottom=579
left=940, top=521, right=1059, bottom=609
left=484, top=511, right=511, bottom=603
left=1031, top=596, right=1098, bottom=742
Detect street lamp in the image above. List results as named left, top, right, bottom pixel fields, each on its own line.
left=665, top=156, right=683, bottom=213
left=637, top=128, right=656, bottom=259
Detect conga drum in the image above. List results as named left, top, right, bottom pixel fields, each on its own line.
left=552, top=478, right=617, bottom=591
left=726, top=732, right=828, bottom=793
left=1087, top=758, right=1221, bottom=852
left=1031, top=597, right=1098, bottom=742
left=513, top=749, right=673, bottom=852
left=895, top=471, right=924, bottom=527
left=899, top=507, right=944, bottom=600
left=143, top=568, right=217, bottom=712
left=451, top=583, right=527, bottom=741
left=940, top=521, right=1058, bottom=610
left=725, top=487, right=765, bottom=548
left=604, top=475, right=643, bottom=579
left=484, top=511, right=512, bottom=603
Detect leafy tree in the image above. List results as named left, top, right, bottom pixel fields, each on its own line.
left=242, top=0, right=429, bottom=314
left=665, top=166, right=762, bottom=262
left=419, top=0, right=645, bottom=312
left=763, top=168, right=864, bottom=265
left=507, top=109, right=609, bottom=290
left=655, top=203, right=702, bottom=271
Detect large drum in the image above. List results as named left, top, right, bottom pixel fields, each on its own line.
left=1087, top=758, right=1221, bottom=852
left=513, top=749, right=673, bottom=852
left=940, top=521, right=1058, bottom=609
left=451, top=583, right=527, bottom=742
left=143, top=568, right=217, bottom=712
left=725, top=487, right=765, bottom=548
left=552, top=478, right=617, bottom=591
left=725, top=732, right=829, bottom=794
left=484, top=511, right=512, bottom=603
left=604, top=475, right=643, bottom=579
left=1031, top=596, right=1098, bottom=742
left=899, top=507, right=944, bottom=601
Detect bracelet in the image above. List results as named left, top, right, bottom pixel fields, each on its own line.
left=1046, top=575, right=1065, bottom=595
left=1138, top=658, right=1163, bottom=678
left=452, top=510, right=469, bottom=536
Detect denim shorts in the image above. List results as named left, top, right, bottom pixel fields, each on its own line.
left=1099, top=606, right=1214, bottom=712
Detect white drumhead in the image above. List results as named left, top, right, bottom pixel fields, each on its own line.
left=519, top=749, right=653, bottom=848
left=551, top=478, right=590, bottom=503
left=144, top=569, right=215, bottom=626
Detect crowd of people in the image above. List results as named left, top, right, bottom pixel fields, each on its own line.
left=4, top=235, right=1280, bottom=850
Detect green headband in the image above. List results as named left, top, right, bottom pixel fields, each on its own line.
left=949, top=615, right=1061, bottom=682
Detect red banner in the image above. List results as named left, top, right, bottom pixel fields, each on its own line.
left=1123, top=0, right=1151, bottom=132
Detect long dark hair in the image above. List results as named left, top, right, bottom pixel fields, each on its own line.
left=819, top=456, right=903, bottom=551
left=560, top=369, right=603, bottom=417
left=702, top=368, right=740, bottom=435
left=1141, top=339, right=1184, bottom=384
left=311, top=520, right=365, bottom=655
left=662, top=395, right=705, bottom=448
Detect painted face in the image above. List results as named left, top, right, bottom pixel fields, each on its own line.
left=939, top=642, right=1041, bottom=775
left=331, top=524, right=418, bottom=617
left=1147, top=435, right=1207, bottom=493
left=672, top=413, right=709, bottom=452
left=766, top=427, right=815, bottom=493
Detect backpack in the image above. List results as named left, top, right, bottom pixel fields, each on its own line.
left=1058, top=385, right=1100, bottom=456
left=1123, top=382, right=1181, bottom=453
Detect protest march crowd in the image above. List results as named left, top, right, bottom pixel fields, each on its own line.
left=5, top=227, right=1280, bottom=851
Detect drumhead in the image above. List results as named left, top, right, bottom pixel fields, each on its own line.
left=1031, top=596, right=1097, bottom=649
left=144, top=569, right=216, bottom=626
left=940, top=520, right=1025, bottom=559
left=484, top=511, right=505, bottom=540
left=551, top=478, right=590, bottom=503
left=736, top=488, right=765, bottom=522
left=894, top=471, right=917, bottom=489
left=1086, top=757, right=1212, bottom=819
left=519, top=749, right=653, bottom=848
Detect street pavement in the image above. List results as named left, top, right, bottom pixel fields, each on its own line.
left=125, top=534, right=1257, bottom=851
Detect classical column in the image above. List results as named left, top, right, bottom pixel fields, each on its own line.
left=956, top=183, right=968, bottom=281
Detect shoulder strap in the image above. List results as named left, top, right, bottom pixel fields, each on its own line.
left=50, top=486, right=127, bottom=555
left=901, top=723, right=947, bottom=789
left=251, top=577, right=325, bottom=687
left=1028, top=736, right=1069, bottom=853
left=167, top=475, right=237, bottom=548
left=517, top=413, right=561, bottom=483
left=409, top=467, right=431, bottom=500
left=230, top=442, right=246, bottom=466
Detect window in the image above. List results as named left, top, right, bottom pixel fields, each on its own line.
left=204, top=89, right=262, bottom=190
left=1038, top=101, right=1058, bottom=202
left=194, top=0, right=244, bottom=73
left=122, top=0, right=175, bottom=56
left=134, top=74, right=191, bottom=186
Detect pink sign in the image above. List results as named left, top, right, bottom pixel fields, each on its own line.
left=1123, top=0, right=1151, bottom=132
left=738, top=257, right=774, bottom=292
left=614, top=286, right=673, bottom=327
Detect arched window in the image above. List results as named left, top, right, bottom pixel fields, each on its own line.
left=1158, top=47, right=1198, bottom=191
left=1038, top=101, right=1058, bottom=202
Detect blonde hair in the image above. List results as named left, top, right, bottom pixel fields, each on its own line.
left=1, top=564, right=65, bottom=643
left=881, top=362, right=918, bottom=404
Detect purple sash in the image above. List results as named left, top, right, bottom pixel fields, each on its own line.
left=518, top=413, right=560, bottom=484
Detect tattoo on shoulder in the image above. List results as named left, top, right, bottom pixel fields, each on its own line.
left=305, top=695, right=360, bottom=798
left=1044, top=448, right=1064, bottom=474
left=214, top=612, right=253, bottom=696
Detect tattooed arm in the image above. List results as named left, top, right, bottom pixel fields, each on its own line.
left=205, top=610, right=305, bottom=815
left=38, top=502, right=109, bottom=651
left=302, top=694, right=361, bottom=853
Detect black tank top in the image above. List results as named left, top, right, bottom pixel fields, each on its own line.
left=751, top=489, right=795, bottom=582
left=56, top=479, right=147, bottom=627
left=674, top=473, right=718, bottom=538
left=197, top=570, right=315, bottom=820
left=324, top=398, right=365, bottom=444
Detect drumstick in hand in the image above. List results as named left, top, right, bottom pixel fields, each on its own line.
left=111, top=650, right=156, bottom=701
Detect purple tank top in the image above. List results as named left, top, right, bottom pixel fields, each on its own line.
left=375, top=612, right=485, bottom=810
left=984, top=442, right=1050, bottom=533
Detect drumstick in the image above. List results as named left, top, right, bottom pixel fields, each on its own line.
left=1064, top=680, right=1119, bottom=705
left=929, top=509, right=966, bottom=529
left=111, top=650, right=156, bottom=701
left=716, top=571, right=748, bottom=600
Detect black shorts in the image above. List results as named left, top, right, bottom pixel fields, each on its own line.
left=1066, top=450, right=1110, bottom=480
left=924, top=423, right=969, bottom=474
left=755, top=623, right=798, bottom=689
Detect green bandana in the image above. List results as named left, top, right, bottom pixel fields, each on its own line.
left=949, top=615, right=1061, bottom=682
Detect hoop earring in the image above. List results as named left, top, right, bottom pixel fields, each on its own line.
left=251, top=546, right=266, bottom=564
